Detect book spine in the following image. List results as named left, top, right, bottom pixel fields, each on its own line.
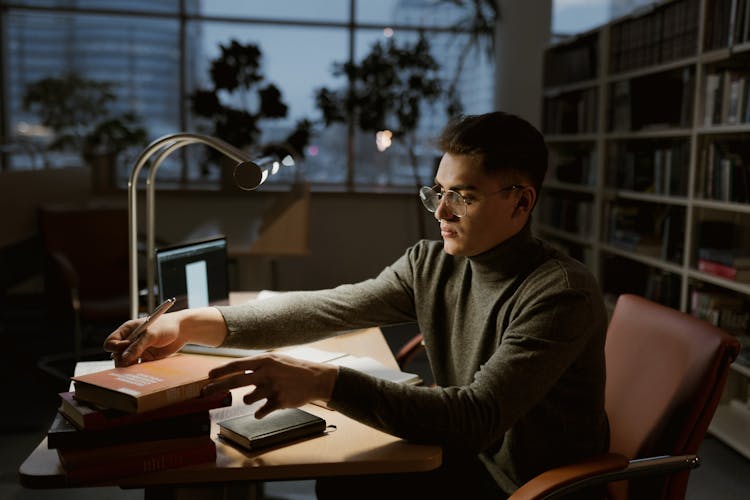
left=137, top=379, right=211, bottom=414
left=697, top=258, right=738, bottom=279
left=58, top=435, right=214, bottom=468
left=63, top=441, right=216, bottom=484
left=48, top=413, right=211, bottom=450
left=62, top=391, right=230, bottom=430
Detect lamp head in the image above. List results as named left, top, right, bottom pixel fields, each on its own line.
left=233, top=152, right=296, bottom=190
left=233, top=160, right=264, bottom=190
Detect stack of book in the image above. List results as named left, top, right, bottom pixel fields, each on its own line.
left=697, top=247, right=750, bottom=284
left=691, top=286, right=749, bottom=337
left=51, top=353, right=231, bottom=484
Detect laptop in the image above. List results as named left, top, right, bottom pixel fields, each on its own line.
left=155, top=236, right=230, bottom=311
left=156, top=236, right=267, bottom=358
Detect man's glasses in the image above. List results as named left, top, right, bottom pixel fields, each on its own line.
left=418, top=184, right=525, bottom=218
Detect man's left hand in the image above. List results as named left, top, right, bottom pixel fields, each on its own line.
left=202, top=353, right=339, bottom=419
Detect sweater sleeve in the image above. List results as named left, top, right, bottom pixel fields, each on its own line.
left=328, top=269, right=605, bottom=455
left=215, top=248, right=419, bottom=349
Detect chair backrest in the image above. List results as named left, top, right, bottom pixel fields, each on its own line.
left=38, top=204, right=129, bottom=298
left=604, top=294, right=740, bottom=499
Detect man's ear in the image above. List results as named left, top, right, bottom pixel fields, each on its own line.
left=515, top=187, right=536, bottom=215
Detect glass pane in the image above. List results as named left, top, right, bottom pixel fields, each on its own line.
left=356, top=0, right=471, bottom=29
left=349, top=29, right=494, bottom=188
left=6, top=11, right=180, bottom=172
left=194, top=0, right=349, bottom=22
left=9, top=0, right=180, bottom=14
left=552, top=0, right=609, bottom=36
left=185, top=22, right=349, bottom=185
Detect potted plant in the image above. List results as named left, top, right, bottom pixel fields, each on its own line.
left=190, top=40, right=311, bottom=187
left=315, top=33, right=444, bottom=237
left=22, top=73, right=148, bottom=191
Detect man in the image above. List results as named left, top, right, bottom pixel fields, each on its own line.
left=105, top=111, right=609, bottom=498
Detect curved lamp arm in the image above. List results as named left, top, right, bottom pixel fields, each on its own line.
left=128, top=132, right=291, bottom=318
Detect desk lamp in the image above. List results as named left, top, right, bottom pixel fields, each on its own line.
left=127, top=132, right=294, bottom=318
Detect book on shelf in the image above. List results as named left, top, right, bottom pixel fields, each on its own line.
left=57, top=389, right=231, bottom=430
left=57, top=434, right=216, bottom=484
left=703, top=69, right=750, bottom=126
left=645, top=269, right=679, bottom=307
left=47, top=410, right=211, bottom=450
left=697, top=248, right=750, bottom=269
left=609, top=0, right=698, bottom=73
left=704, top=73, right=721, bottom=126
left=697, top=259, right=750, bottom=283
left=699, top=142, right=750, bottom=202
left=217, top=407, right=326, bottom=452
left=726, top=73, right=746, bottom=125
left=691, top=288, right=749, bottom=336
left=704, top=0, right=735, bottom=50
left=543, top=33, right=597, bottom=87
left=72, top=353, right=230, bottom=414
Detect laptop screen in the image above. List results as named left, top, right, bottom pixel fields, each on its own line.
left=155, top=236, right=229, bottom=311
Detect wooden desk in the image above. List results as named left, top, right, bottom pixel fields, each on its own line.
left=19, top=298, right=441, bottom=491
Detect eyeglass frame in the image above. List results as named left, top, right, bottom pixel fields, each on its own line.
left=418, top=184, right=527, bottom=218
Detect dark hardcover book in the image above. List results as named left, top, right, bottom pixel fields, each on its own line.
left=58, top=390, right=231, bottom=430
left=58, top=434, right=216, bottom=484
left=47, top=411, right=211, bottom=450
left=218, top=408, right=326, bottom=451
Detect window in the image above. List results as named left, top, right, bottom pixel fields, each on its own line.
left=1, top=0, right=496, bottom=192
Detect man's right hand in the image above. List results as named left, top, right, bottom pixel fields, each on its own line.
left=104, top=307, right=230, bottom=367
left=103, top=311, right=185, bottom=366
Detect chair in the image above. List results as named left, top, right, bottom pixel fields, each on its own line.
left=37, top=204, right=131, bottom=376
left=395, top=332, right=425, bottom=370
left=509, top=294, right=741, bottom=500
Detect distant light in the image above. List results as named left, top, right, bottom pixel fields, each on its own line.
left=16, top=121, right=50, bottom=137
left=281, top=154, right=295, bottom=166
left=307, top=145, right=319, bottom=157
left=384, top=27, right=394, bottom=38
left=376, top=130, right=393, bottom=152
left=271, top=161, right=280, bottom=175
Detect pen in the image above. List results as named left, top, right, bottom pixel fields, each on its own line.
left=113, top=297, right=176, bottom=360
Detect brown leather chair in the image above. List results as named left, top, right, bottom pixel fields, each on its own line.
left=509, top=294, right=741, bottom=500
left=37, top=204, right=131, bottom=373
left=395, top=331, right=425, bottom=370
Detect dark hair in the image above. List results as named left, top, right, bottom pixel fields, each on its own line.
left=437, top=111, right=548, bottom=193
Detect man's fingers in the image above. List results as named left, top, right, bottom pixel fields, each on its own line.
left=204, top=371, right=258, bottom=395
left=208, top=357, right=264, bottom=379
left=243, top=386, right=271, bottom=407
left=120, top=338, right=147, bottom=363
left=255, top=400, right=278, bottom=420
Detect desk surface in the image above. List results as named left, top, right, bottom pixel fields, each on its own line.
left=19, top=299, right=441, bottom=489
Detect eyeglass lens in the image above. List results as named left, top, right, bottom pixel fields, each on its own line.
left=419, top=187, right=466, bottom=217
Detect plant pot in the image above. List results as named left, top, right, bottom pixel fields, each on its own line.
left=86, top=152, right=119, bottom=193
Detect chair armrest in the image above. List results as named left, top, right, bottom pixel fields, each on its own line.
left=48, top=251, right=79, bottom=289
left=395, top=333, right=424, bottom=369
left=509, top=454, right=699, bottom=500
left=48, top=251, right=81, bottom=311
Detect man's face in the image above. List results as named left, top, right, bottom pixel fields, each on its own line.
left=433, top=153, right=534, bottom=257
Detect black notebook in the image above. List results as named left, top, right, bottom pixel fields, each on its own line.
left=218, top=408, right=326, bottom=451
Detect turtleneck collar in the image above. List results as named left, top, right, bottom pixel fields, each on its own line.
left=467, top=221, right=543, bottom=281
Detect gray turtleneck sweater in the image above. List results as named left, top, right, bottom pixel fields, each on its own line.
left=217, top=224, right=609, bottom=493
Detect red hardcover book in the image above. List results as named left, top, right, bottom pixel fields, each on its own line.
left=71, top=353, right=229, bottom=414
left=58, top=435, right=216, bottom=484
left=698, top=258, right=739, bottom=279
left=58, top=390, right=230, bottom=430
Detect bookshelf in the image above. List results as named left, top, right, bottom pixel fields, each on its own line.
left=540, top=0, right=750, bottom=458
